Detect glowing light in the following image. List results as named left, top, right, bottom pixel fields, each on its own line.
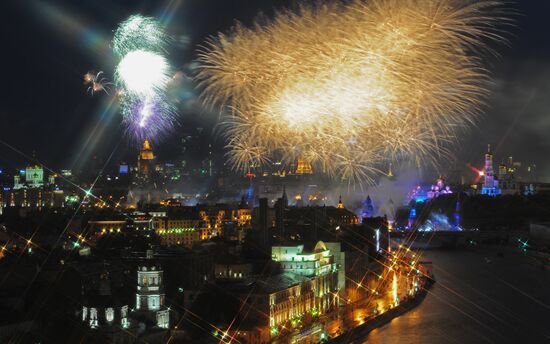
left=112, top=14, right=177, bottom=142
left=116, top=50, right=170, bottom=97
left=197, top=0, right=507, bottom=185
left=392, top=272, right=399, bottom=307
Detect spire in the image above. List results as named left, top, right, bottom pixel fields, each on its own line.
left=143, top=138, right=151, bottom=151
left=140, top=138, right=155, bottom=160
left=337, top=195, right=344, bottom=209
left=487, top=144, right=491, bottom=154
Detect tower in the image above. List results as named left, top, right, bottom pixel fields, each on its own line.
left=481, top=144, right=501, bottom=197
left=135, top=250, right=170, bottom=328
left=137, top=138, right=157, bottom=185
left=360, top=195, right=375, bottom=219
left=336, top=195, right=344, bottom=209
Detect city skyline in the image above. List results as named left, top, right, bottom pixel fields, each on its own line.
left=2, top=2, right=550, bottom=343
left=1, top=0, right=550, bottom=182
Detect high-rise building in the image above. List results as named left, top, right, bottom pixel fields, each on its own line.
left=137, top=139, right=156, bottom=181
left=481, top=144, right=501, bottom=197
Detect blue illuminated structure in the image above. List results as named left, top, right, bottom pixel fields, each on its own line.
left=359, top=195, right=375, bottom=219
left=481, top=145, right=501, bottom=197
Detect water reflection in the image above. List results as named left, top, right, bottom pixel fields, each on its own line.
left=365, top=248, right=550, bottom=343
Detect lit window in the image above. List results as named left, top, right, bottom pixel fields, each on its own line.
left=89, top=308, right=98, bottom=328
left=105, top=308, right=114, bottom=322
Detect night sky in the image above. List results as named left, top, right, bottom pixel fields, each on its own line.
left=1, top=0, right=550, bottom=181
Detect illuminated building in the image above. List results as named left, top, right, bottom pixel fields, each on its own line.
left=81, top=271, right=131, bottom=332
left=359, top=195, right=375, bottom=219
left=215, top=260, right=253, bottom=280
left=128, top=212, right=154, bottom=232
left=135, top=251, right=170, bottom=329
left=336, top=195, right=344, bottom=209
left=13, top=174, right=23, bottom=190
left=89, top=220, right=126, bottom=236
left=295, top=157, right=313, bottom=175
left=481, top=145, right=501, bottom=197
left=408, top=206, right=417, bottom=229
left=154, top=209, right=209, bottom=247
left=237, top=196, right=252, bottom=227
left=277, top=205, right=359, bottom=242
left=25, top=164, right=44, bottom=188
left=137, top=138, right=156, bottom=183
left=156, top=227, right=201, bottom=248
left=407, top=177, right=452, bottom=204
left=2, top=188, right=65, bottom=208
left=426, top=177, right=453, bottom=199
left=271, top=241, right=341, bottom=315
left=497, top=157, right=521, bottom=195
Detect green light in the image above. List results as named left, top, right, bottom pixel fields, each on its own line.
left=159, top=227, right=197, bottom=235
left=311, top=307, right=319, bottom=317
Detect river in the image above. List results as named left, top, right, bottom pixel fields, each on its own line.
left=364, top=247, right=550, bottom=344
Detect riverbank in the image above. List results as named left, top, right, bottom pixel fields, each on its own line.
left=327, top=271, right=434, bottom=344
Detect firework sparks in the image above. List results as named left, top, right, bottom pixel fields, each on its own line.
left=121, top=96, right=176, bottom=142
left=112, top=14, right=176, bottom=142
left=196, top=0, right=507, bottom=185
left=83, top=71, right=112, bottom=96
left=115, top=50, right=170, bottom=97
left=112, top=14, right=169, bottom=57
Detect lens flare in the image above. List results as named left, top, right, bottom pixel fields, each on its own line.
left=196, top=0, right=508, bottom=185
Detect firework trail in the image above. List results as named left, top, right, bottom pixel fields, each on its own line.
left=196, top=0, right=508, bottom=185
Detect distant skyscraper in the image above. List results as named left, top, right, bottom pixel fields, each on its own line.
left=481, top=144, right=501, bottom=197
left=137, top=139, right=156, bottom=184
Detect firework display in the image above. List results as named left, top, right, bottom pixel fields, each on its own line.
left=197, top=0, right=506, bottom=185
left=84, top=71, right=112, bottom=95
left=112, top=15, right=169, bottom=57
left=113, top=14, right=175, bottom=141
